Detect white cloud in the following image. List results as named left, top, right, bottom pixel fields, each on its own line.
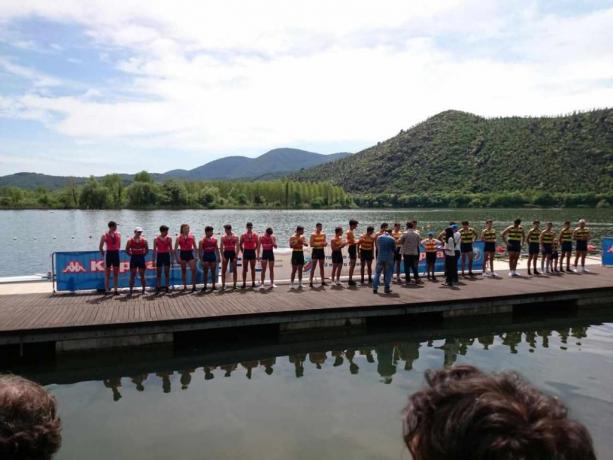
left=0, top=0, right=612, bottom=174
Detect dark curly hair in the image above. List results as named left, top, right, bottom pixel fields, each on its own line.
left=0, top=375, right=62, bottom=460
left=403, top=365, right=595, bottom=460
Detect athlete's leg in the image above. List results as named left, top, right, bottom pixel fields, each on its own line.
left=260, top=260, right=268, bottom=285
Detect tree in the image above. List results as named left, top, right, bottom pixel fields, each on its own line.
left=134, top=170, right=153, bottom=183
left=102, top=174, right=124, bottom=208
left=79, top=178, right=111, bottom=209
left=162, top=180, right=189, bottom=206
left=126, top=181, right=161, bottom=208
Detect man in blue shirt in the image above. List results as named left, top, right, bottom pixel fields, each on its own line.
left=373, top=227, right=396, bottom=294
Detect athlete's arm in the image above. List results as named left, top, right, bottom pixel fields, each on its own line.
left=99, top=235, right=105, bottom=254
left=572, top=228, right=578, bottom=240
left=501, top=226, right=510, bottom=244
left=239, top=235, right=244, bottom=253
left=125, top=239, right=131, bottom=255
left=272, top=235, right=278, bottom=249
left=153, top=237, right=158, bottom=256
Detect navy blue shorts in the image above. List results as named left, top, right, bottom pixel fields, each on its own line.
left=105, top=250, right=120, bottom=268
left=542, top=243, right=552, bottom=255
left=156, top=253, right=171, bottom=267
left=180, top=250, right=194, bottom=262
left=507, top=241, right=521, bottom=253
left=243, top=249, right=256, bottom=260
left=261, top=249, right=274, bottom=261
left=561, top=241, right=573, bottom=252
left=332, top=250, right=343, bottom=264
left=576, top=240, right=588, bottom=252
left=484, top=242, right=496, bottom=253
left=223, top=250, right=236, bottom=262
left=130, top=255, right=146, bottom=269
left=394, top=248, right=402, bottom=261
left=426, top=252, right=437, bottom=264
left=291, top=251, right=305, bottom=266
left=460, top=242, right=473, bottom=253
left=202, top=252, right=217, bottom=263
left=311, top=248, right=325, bottom=260
left=348, top=244, right=357, bottom=259
left=360, top=249, right=373, bottom=262
left=528, top=242, right=540, bottom=255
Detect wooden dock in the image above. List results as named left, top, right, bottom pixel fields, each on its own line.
left=1, top=267, right=612, bottom=352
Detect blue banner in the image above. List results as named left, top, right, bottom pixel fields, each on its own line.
left=55, top=251, right=219, bottom=292
left=602, top=237, right=613, bottom=266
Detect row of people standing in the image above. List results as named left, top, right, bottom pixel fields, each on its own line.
left=98, top=218, right=592, bottom=295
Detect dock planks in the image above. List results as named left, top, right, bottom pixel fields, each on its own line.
left=0, top=267, right=612, bottom=344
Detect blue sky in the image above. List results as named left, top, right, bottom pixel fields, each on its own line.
left=0, top=0, right=612, bottom=176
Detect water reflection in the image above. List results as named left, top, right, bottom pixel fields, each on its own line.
left=84, top=324, right=593, bottom=400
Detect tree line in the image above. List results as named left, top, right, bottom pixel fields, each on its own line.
left=0, top=172, right=353, bottom=210
left=353, top=191, right=613, bottom=208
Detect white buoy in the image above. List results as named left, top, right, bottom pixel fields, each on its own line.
left=53, top=236, right=57, bottom=239
left=13, top=237, right=17, bottom=240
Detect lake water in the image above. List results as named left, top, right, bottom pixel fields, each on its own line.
left=1, top=208, right=611, bottom=277
left=3, top=310, right=612, bottom=459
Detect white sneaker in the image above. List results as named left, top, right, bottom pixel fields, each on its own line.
left=483, top=271, right=491, bottom=277
left=298, top=282, right=304, bottom=289
left=335, top=281, right=341, bottom=286
left=290, top=282, right=295, bottom=288
left=509, top=271, right=513, bottom=278
left=582, top=267, right=590, bottom=273
left=271, top=283, right=278, bottom=289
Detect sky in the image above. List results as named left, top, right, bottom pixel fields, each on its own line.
left=0, top=0, right=612, bottom=176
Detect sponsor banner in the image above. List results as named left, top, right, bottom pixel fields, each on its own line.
left=602, top=237, right=613, bottom=266
left=55, top=251, right=218, bottom=292
left=55, top=243, right=484, bottom=291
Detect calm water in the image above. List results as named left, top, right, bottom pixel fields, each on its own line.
left=3, top=312, right=612, bottom=459
left=0, top=208, right=611, bottom=277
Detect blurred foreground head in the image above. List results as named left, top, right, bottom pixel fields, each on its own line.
left=403, top=365, right=595, bottom=460
left=0, top=375, right=62, bottom=460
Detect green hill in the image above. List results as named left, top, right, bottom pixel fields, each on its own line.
left=294, top=109, right=613, bottom=194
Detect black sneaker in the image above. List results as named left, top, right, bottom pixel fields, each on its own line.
left=384, top=289, right=392, bottom=294
left=372, top=289, right=378, bottom=294
left=348, top=280, right=356, bottom=286
left=201, top=287, right=207, bottom=292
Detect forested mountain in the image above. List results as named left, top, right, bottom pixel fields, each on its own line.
left=0, top=149, right=350, bottom=190
left=294, top=109, right=613, bottom=194
left=166, top=148, right=351, bottom=180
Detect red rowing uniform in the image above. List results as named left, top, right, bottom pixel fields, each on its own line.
left=104, top=231, right=121, bottom=251
left=242, top=232, right=258, bottom=250
left=127, top=237, right=147, bottom=255
left=201, top=237, right=217, bottom=253
left=155, top=235, right=172, bottom=253
left=178, top=233, right=195, bottom=251
left=222, top=234, right=238, bottom=252
left=260, top=234, right=274, bottom=251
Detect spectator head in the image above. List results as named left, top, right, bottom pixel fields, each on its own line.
left=444, top=227, right=454, bottom=240
left=406, top=222, right=414, bottom=229
left=107, top=221, right=117, bottom=230
left=335, top=226, right=342, bottom=236
left=394, top=222, right=401, bottom=230
left=266, top=227, right=273, bottom=235
left=403, top=365, right=595, bottom=460
left=451, top=224, right=458, bottom=231
left=514, top=218, right=522, bottom=226
left=0, top=374, right=62, bottom=460
left=380, top=223, right=389, bottom=230
left=546, top=222, right=553, bottom=229
left=485, top=219, right=493, bottom=226
left=159, top=225, right=169, bottom=234
left=367, top=226, right=374, bottom=233
left=533, top=220, right=540, bottom=226
left=349, top=219, right=358, bottom=228
left=428, top=232, right=433, bottom=237
left=296, top=225, right=304, bottom=234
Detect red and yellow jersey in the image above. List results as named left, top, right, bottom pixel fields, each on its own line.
left=290, top=234, right=305, bottom=251
left=359, top=233, right=375, bottom=251
left=311, top=231, right=326, bottom=249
